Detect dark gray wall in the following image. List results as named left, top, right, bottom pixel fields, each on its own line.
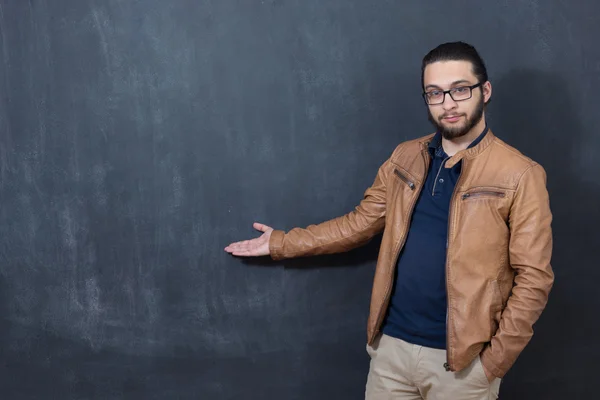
left=0, top=1, right=597, bottom=399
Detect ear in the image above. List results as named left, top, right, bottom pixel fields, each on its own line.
left=482, top=81, right=492, bottom=104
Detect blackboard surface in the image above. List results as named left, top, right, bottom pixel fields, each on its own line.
left=0, top=1, right=598, bottom=399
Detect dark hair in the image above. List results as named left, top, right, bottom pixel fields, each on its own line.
left=421, top=42, right=488, bottom=89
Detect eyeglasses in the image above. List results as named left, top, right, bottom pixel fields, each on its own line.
left=422, top=82, right=483, bottom=105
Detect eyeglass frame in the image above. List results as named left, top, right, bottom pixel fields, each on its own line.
left=422, top=82, right=483, bottom=105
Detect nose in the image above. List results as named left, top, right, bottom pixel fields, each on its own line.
left=442, top=92, right=458, bottom=110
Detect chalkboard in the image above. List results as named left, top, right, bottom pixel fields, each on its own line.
left=0, top=1, right=598, bottom=399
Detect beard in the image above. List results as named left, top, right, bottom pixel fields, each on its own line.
left=428, top=96, right=485, bottom=140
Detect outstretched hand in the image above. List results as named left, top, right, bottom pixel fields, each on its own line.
left=224, top=223, right=274, bottom=257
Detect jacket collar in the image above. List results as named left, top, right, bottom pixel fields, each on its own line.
left=419, top=128, right=495, bottom=168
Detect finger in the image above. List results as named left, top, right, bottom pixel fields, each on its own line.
left=227, top=239, right=250, bottom=249
left=224, top=243, right=239, bottom=252
left=228, top=239, right=259, bottom=252
left=225, top=244, right=243, bottom=253
left=253, top=222, right=272, bottom=233
left=232, top=249, right=259, bottom=257
left=226, top=243, right=247, bottom=252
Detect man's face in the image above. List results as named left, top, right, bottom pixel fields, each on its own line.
left=423, top=60, right=491, bottom=140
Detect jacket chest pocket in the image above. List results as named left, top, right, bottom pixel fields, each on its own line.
left=387, top=168, right=420, bottom=224
left=461, top=189, right=505, bottom=200
left=460, top=188, right=511, bottom=221
left=393, top=168, right=416, bottom=191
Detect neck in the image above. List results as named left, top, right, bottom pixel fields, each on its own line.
left=441, top=116, right=487, bottom=156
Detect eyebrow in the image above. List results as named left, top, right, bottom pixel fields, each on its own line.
left=425, top=80, right=473, bottom=90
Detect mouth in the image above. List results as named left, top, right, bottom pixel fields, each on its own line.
left=441, top=114, right=464, bottom=123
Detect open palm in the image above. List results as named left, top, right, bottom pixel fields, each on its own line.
left=224, top=222, right=274, bottom=257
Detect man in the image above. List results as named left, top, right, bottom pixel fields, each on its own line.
left=225, top=42, right=553, bottom=399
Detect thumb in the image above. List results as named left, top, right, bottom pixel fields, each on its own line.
left=253, top=222, right=272, bottom=233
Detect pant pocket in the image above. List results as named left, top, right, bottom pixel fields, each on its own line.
left=474, top=355, right=492, bottom=387
left=366, top=332, right=383, bottom=358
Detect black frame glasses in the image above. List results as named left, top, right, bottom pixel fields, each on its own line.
left=422, top=82, right=483, bottom=105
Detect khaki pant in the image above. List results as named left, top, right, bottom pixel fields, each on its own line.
left=365, top=334, right=501, bottom=400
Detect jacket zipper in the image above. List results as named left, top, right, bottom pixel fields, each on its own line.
left=393, top=169, right=416, bottom=190
left=444, top=159, right=467, bottom=372
left=373, top=157, right=427, bottom=336
left=461, top=190, right=505, bottom=200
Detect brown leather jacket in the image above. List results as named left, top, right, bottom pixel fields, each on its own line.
left=269, top=130, right=553, bottom=378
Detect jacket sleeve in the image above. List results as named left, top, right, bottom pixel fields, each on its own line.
left=480, top=163, right=554, bottom=378
left=269, top=158, right=391, bottom=260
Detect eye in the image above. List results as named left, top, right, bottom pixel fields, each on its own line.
left=428, top=90, right=442, bottom=97
left=452, top=87, right=468, bottom=93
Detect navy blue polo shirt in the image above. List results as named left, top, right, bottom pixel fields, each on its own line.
left=381, top=126, right=488, bottom=349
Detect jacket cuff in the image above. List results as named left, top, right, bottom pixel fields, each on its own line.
left=269, top=230, right=286, bottom=260
left=480, top=347, right=506, bottom=379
